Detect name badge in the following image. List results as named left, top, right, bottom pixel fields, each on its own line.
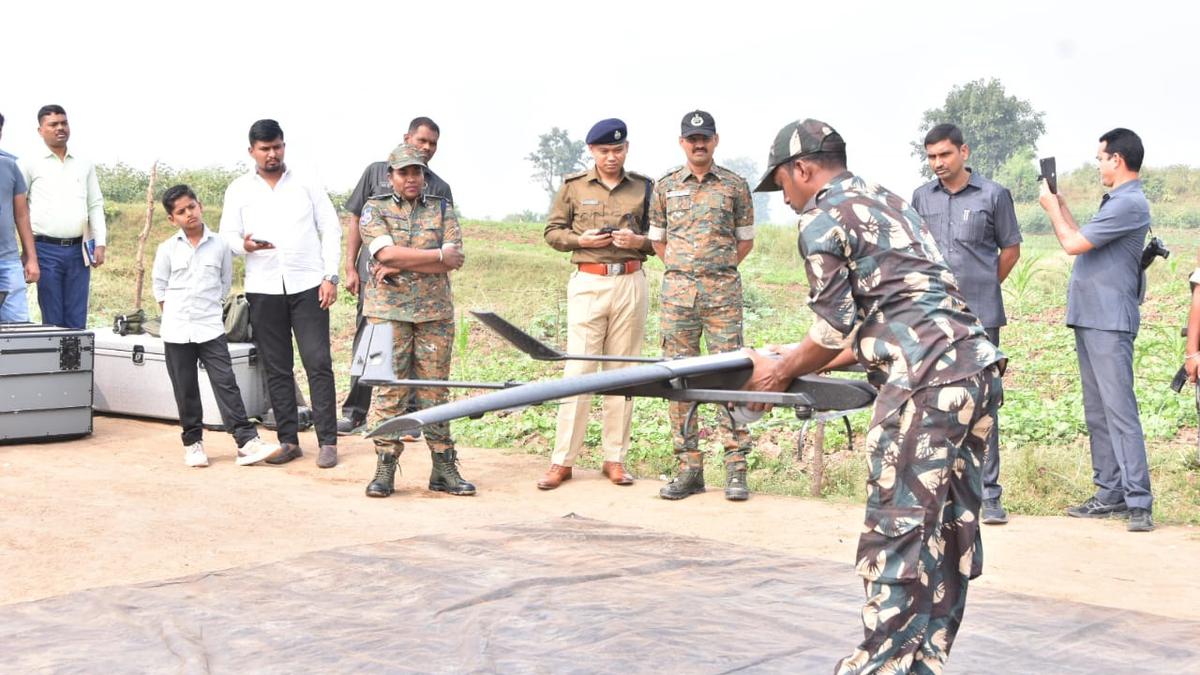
left=581, top=199, right=600, bottom=205
left=962, top=209, right=971, bottom=221
left=666, top=190, right=691, bottom=198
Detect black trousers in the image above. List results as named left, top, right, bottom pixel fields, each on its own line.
left=246, top=287, right=338, bottom=446
left=164, top=335, right=258, bottom=447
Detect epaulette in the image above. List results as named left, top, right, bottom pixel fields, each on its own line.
left=658, top=166, right=684, bottom=180
left=627, top=170, right=653, bottom=183
left=366, top=192, right=392, bottom=202
left=711, top=164, right=745, bottom=181
left=562, top=170, right=589, bottom=182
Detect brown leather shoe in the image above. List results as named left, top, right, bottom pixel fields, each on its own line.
left=537, top=464, right=572, bottom=490
left=602, top=461, right=634, bottom=486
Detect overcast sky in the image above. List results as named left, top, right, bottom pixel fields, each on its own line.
left=3, top=0, right=1194, bottom=222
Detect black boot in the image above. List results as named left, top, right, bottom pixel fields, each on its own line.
left=365, top=452, right=398, bottom=498
left=429, top=449, right=476, bottom=496
left=660, top=452, right=705, bottom=500
left=724, top=451, right=749, bottom=502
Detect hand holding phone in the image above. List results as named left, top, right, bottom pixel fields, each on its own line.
left=1039, top=157, right=1057, bottom=195
left=244, top=233, right=275, bottom=251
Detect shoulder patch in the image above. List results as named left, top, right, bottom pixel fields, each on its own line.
left=563, top=170, right=589, bottom=182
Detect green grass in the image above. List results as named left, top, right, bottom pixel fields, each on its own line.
left=62, top=206, right=1200, bottom=525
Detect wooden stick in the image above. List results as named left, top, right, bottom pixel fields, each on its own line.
left=810, top=420, right=826, bottom=497
left=133, top=162, right=158, bottom=310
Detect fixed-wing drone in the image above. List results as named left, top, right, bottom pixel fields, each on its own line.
left=351, top=311, right=876, bottom=440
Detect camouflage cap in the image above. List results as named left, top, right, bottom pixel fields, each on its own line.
left=388, top=143, right=427, bottom=170
left=754, top=119, right=844, bottom=192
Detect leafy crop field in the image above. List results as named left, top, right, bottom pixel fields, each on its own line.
left=63, top=203, right=1200, bottom=524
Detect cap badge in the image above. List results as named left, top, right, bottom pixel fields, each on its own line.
left=691, top=114, right=704, bottom=126
left=788, top=129, right=803, bottom=155
left=614, top=130, right=623, bottom=140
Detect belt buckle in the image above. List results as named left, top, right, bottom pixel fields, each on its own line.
left=606, top=263, right=623, bottom=276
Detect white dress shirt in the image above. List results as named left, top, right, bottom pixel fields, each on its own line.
left=20, top=149, right=107, bottom=244
left=152, top=227, right=231, bottom=344
left=218, top=167, right=341, bottom=295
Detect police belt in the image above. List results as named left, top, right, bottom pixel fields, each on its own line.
left=577, top=260, right=641, bottom=276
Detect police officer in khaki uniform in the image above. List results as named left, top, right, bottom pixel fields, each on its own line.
left=649, top=110, right=756, bottom=501
left=538, top=118, right=654, bottom=490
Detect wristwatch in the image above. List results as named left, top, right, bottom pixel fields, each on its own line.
left=323, top=274, right=339, bottom=285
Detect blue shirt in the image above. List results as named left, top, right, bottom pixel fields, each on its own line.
left=0, top=157, right=28, bottom=260
left=1066, top=179, right=1150, bottom=333
left=912, top=170, right=1022, bottom=328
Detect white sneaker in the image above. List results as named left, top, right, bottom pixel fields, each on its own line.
left=184, top=442, right=209, bottom=468
left=236, top=437, right=282, bottom=466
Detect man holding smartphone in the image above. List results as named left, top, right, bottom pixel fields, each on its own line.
left=219, top=119, right=342, bottom=469
left=538, top=118, right=654, bottom=490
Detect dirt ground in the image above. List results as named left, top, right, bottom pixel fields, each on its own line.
left=2, top=416, right=1198, bottom=622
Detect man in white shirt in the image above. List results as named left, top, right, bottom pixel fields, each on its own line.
left=154, top=184, right=281, bottom=468
left=20, top=105, right=105, bottom=329
left=219, top=119, right=342, bottom=469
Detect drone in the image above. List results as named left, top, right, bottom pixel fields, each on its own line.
left=352, top=311, right=876, bottom=443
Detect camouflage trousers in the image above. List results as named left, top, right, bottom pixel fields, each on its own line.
left=661, top=302, right=749, bottom=466
left=366, top=318, right=455, bottom=456
left=836, top=367, right=1000, bottom=675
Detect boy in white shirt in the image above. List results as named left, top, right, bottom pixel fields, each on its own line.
left=153, top=184, right=280, bottom=467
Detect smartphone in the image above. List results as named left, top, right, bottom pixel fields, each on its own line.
left=251, top=238, right=272, bottom=246
left=1039, top=157, right=1057, bottom=195
left=597, top=227, right=617, bottom=235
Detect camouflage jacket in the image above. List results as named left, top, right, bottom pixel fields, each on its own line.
left=799, top=172, right=1003, bottom=426
left=648, top=164, right=754, bottom=308
left=360, top=193, right=460, bottom=322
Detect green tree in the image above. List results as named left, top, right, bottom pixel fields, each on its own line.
left=912, top=78, right=1046, bottom=179
left=993, top=147, right=1041, bottom=202
left=721, top=156, right=771, bottom=224
left=527, top=127, right=587, bottom=202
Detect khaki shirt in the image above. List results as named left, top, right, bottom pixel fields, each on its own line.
left=543, top=167, right=654, bottom=264
left=648, top=164, right=754, bottom=308
left=360, top=194, right=460, bottom=323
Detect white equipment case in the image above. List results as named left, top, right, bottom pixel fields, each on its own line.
left=92, top=331, right=269, bottom=429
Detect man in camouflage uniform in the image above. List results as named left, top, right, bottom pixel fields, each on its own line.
left=648, top=110, right=755, bottom=501
left=359, top=144, right=474, bottom=498
left=538, top=118, right=655, bottom=490
left=745, top=119, right=1004, bottom=673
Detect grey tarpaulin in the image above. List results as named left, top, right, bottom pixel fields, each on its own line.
left=2, top=517, right=1197, bottom=673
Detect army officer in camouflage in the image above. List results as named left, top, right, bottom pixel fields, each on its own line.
left=648, top=110, right=755, bottom=502
left=538, top=118, right=655, bottom=491
left=359, top=144, right=475, bottom=499
left=745, top=119, right=1004, bottom=674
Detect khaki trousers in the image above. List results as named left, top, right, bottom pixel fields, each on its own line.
left=550, top=268, right=648, bottom=466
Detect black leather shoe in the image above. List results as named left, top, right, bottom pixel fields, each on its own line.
left=336, top=416, right=365, bottom=436
left=1127, top=508, right=1155, bottom=532
left=266, top=442, right=303, bottom=465
left=1066, top=496, right=1127, bottom=518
